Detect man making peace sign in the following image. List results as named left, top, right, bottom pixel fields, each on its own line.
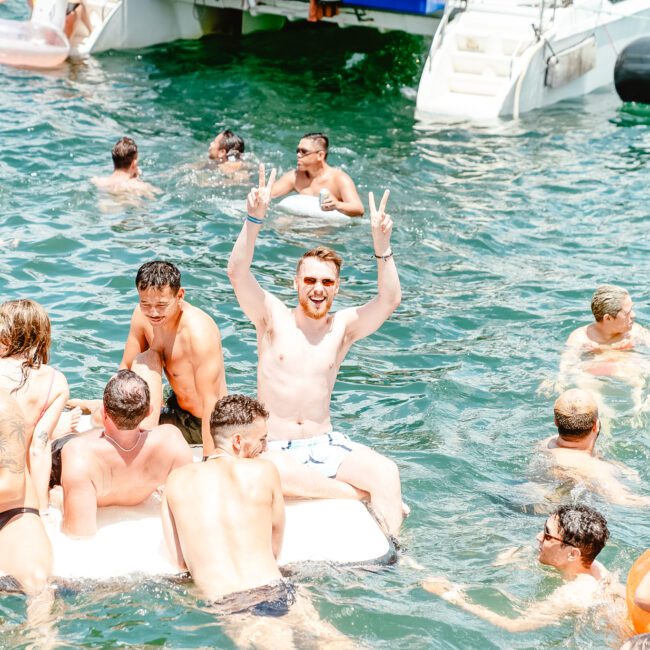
left=228, top=166, right=404, bottom=536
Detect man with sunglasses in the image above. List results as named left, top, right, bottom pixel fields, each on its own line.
left=423, top=504, right=624, bottom=633
left=228, top=165, right=403, bottom=536
left=541, top=389, right=650, bottom=507
left=271, top=132, right=364, bottom=217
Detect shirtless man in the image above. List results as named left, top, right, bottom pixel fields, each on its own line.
left=555, top=285, right=650, bottom=425
left=120, top=260, right=227, bottom=452
left=229, top=166, right=403, bottom=535
left=541, top=389, right=650, bottom=506
left=51, top=370, right=191, bottom=537
left=0, top=391, right=51, bottom=596
left=91, top=137, right=158, bottom=198
left=271, top=133, right=364, bottom=217
left=423, top=505, right=624, bottom=633
left=163, top=394, right=351, bottom=649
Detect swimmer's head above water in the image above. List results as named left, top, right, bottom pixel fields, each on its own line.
left=591, top=284, right=635, bottom=335
left=296, top=132, right=328, bottom=171
left=209, top=394, right=269, bottom=459
left=553, top=389, right=599, bottom=441
left=135, top=260, right=185, bottom=328
left=111, top=136, right=140, bottom=178
left=208, top=129, right=244, bottom=163
left=537, top=504, right=609, bottom=571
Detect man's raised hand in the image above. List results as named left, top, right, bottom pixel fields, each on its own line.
left=369, top=189, right=393, bottom=256
left=246, top=164, right=277, bottom=221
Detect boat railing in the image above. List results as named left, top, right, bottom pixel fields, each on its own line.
left=442, top=0, right=566, bottom=30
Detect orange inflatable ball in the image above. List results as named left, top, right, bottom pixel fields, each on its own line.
left=628, top=550, right=650, bottom=635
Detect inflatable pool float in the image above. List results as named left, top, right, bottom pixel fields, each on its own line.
left=277, top=194, right=349, bottom=221
left=31, top=415, right=393, bottom=581
left=0, top=19, right=69, bottom=69
left=627, top=549, right=650, bottom=634
left=42, top=493, right=393, bottom=581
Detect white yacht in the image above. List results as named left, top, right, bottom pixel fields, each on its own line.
left=415, top=0, right=650, bottom=119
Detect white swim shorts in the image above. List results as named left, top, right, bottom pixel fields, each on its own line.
left=267, top=431, right=358, bottom=478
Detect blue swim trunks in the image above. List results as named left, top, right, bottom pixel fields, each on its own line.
left=266, top=431, right=358, bottom=478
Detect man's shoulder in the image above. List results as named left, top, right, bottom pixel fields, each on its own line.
left=566, top=325, right=591, bottom=346
left=235, top=457, right=278, bottom=481
left=181, top=302, right=218, bottom=329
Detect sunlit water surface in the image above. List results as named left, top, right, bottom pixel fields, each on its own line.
left=1, top=2, right=650, bottom=648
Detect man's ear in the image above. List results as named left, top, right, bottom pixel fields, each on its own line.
left=232, top=433, right=242, bottom=455
left=147, top=404, right=153, bottom=418
left=568, top=547, right=582, bottom=563
left=177, top=288, right=186, bottom=304
left=293, top=276, right=298, bottom=291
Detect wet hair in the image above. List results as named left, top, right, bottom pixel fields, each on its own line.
left=621, top=634, right=650, bottom=650
left=0, top=299, right=51, bottom=392
left=302, top=132, right=329, bottom=159
left=111, top=137, right=138, bottom=171
left=296, top=246, right=343, bottom=277
left=554, top=390, right=598, bottom=439
left=135, top=261, right=181, bottom=295
left=591, top=284, right=629, bottom=322
left=103, top=370, right=150, bottom=429
left=553, top=504, right=609, bottom=567
left=220, top=130, right=245, bottom=160
left=209, top=394, right=269, bottom=444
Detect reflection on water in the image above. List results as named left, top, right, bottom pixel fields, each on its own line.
left=1, top=7, right=650, bottom=647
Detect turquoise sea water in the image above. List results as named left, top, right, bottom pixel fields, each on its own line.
left=2, top=2, right=650, bottom=648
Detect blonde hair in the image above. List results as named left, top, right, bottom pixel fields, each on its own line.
left=0, top=299, right=51, bottom=391
left=591, top=285, right=628, bottom=322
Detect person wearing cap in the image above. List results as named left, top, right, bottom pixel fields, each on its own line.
left=271, top=132, right=364, bottom=217
left=423, top=504, right=625, bottom=633
left=541, top=389, right=650, bottom=506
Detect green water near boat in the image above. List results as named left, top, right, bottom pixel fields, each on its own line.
left=2, top=2, right=650, bottom=647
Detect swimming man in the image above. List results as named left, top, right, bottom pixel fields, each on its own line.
left=423, top=504, right=624, bottom=632
left=229, top=166, right=403, bottom=535
left=541, top=389, right=650, bottom=506
left=52, top=370, right=192, bottom=537
left=92, top=136, right=159, bottom=198
left=162, top=394, right=351, bottom=648
left=271, top=132, right=364, bottom=217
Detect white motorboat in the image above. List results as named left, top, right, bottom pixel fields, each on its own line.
left=416, top=0, right=650, bottom=119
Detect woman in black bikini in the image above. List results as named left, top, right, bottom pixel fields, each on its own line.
left=0, top=299, right=72, bottom=511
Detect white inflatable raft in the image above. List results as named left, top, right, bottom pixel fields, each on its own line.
left=44, top=494, right=393, bottom=581
left=0, top=19, right=69, bottom=69
left=277, top=194, right=349, bottom=222
left=39, top=415, right=393, bottom=581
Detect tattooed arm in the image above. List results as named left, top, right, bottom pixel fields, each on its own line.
left=0, top=391, right=27, bottom=504
left=29, top=371, right=69, bottom=512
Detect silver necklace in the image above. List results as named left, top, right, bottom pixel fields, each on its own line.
left=102, top=429, right=143, bottom=453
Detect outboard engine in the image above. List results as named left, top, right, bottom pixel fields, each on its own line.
left=615, top=37, right=650, bottom=104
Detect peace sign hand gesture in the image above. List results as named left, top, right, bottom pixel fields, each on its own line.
left=246, top=164, right=277, bottom=221
left=368, top=189, right=393, bottom=256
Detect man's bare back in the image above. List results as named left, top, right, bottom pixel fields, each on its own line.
left=164, top=455, right=283, bottom=599
left=92, top=173, right=159, bottom=199
left=57, top=423, right=191, bottom=536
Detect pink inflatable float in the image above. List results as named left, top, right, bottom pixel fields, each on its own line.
left=0, top=0, right=69, bottom=69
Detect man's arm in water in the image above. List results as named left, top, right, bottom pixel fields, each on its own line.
left=341, top=190, right=401, bottom=343
left=270, top=170, right=295, bottom=199
left=423, top=577, right=585, bottom=633
left=321, top=171, right=364, bottom=217
left=161, top=483, right=187, bottom=571
left=61, top=453, right=98, bottom=537
left=120, top=307, right=148, bottom=369
left=228, top=165, right=281, bottom=329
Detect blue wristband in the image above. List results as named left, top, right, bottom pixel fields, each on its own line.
left=246, top=215, right=263, bottom=225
